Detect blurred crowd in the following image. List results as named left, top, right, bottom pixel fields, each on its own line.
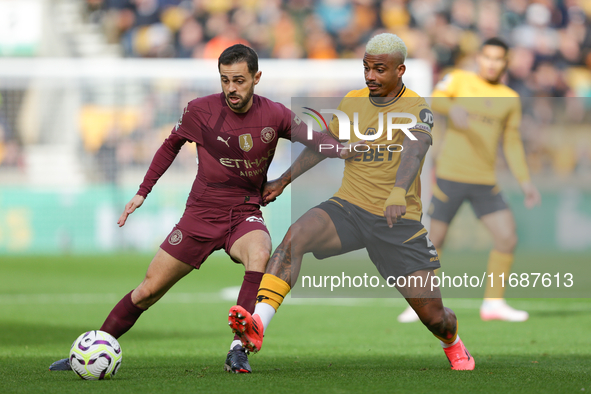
left=84, top=0, right=591, bottom=97
left=2, top=0, right=591, bottom=183
left=0, top=92, right=21, bottom=168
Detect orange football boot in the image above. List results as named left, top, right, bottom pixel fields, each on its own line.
left=443, top=339, right=475, bottom=370
left=228, top=305, right=264, bottom=353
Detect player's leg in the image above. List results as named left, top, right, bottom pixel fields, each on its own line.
left=228, top=229, right=271, bottom=328
left=478, top=207, right=527, bottom=321
left=363, top=212, right=473, bottom=370
left=223, top=229, right=271, bottom=373
left=397, top=218, right=451, bottom=323
left=266, top=207, right=343, bottom=285
left=427, top=178, right=466, bottom=251
left=101, top=248, right=194, bottom=335
left=396, top=269, right=474, bottom=370
left=429, top=218, right=449, bottom=251
left=398, top=178, right=462, bottom=323
left=229, top=205, right=346, bottom=352
left=49, top=248, right=193, bottom=371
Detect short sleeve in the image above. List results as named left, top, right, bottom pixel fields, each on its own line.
left=172, top=103, right=203, bottom=145
left=280, top=105, right=307, bottom=141
left=408, top=99, right=434, bottom=143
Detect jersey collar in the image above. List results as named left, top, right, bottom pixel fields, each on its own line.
left=369, top=84, right=406, bottom=107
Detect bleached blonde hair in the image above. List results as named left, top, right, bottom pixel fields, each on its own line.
left=365, top=33, right=407, bottom=61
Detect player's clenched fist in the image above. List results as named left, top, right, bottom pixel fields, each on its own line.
left=117, top=195, right=145, bottom=227
left=384, top=186, right=407, bottom=227
left=384, top=205, right=406, bottom=227
left=262, top=178, right=287, bottom=206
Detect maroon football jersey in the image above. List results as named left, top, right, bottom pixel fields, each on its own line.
left=138, top=93, right=340, bottom=207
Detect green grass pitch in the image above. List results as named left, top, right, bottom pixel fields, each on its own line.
left=1, top=252, right=590, bottom=393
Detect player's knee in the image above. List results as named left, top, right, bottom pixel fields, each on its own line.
left=132, top=286, right=158, bottom=309
left=247, top=248, right=271, bottom=271
left=289, top=222, right=314, bottom=255
left=289, top=222, right=305, bottom=239
left=507, top=233, right=518, bottom=251
left=257, top=248, right=271, bottom=263
left=495, top=232, right=518, bottom=252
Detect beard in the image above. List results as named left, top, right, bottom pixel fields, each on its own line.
left=367, top=82, right=383, bottom=97
left=225, top=83, right=255, bottom=111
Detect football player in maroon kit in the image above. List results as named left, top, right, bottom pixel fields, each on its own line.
left=49, top=44, right=354, bottom=374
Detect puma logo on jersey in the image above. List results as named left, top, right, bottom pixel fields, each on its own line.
left=217, top=136, right=230, bottom=147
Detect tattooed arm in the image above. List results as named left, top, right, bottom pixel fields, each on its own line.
left=263, top=125, right=365, bottom=205
left=384, top=131, right=432, bottom=227
left=262, top=145, right=327, bottom=205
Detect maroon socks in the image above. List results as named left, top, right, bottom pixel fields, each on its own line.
left=100, top=291, right=146, bottom=339
left=233, top=271, right=264, bottom=340
left=101, top=272, right=263, bottom=342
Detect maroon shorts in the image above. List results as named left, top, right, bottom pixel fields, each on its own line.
left=160, top=204, right=269, bottom=269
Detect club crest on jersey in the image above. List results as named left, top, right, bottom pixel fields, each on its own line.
left=239, top=133, right=253, bottom=152
left=260, top=127, right=276, bottom=144
left=168, top=229, right=182, bottom=245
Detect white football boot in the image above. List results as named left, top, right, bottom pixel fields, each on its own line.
left=480, top=299, right=529, bottom=322
left=397, top=305, right=420, bottom=323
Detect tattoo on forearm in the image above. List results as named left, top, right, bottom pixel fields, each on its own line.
left=394, top=132, right=431, bottom=191
left=290, top=147, right=327, bottom=183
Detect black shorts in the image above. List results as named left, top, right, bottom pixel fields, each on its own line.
left=313, top=197, right=440, bottom=279
left=428, top=178, right=509, bottom=224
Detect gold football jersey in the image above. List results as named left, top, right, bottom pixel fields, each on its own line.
left=432, top=69, right=530, bottom=185
left=328, top=85, right=433, bottom=221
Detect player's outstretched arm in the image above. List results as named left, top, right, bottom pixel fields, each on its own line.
left=264, top=123, right=363, bottom=204
left=117, top=195, right=145, bottom=227
left=136, top=133, right=187, bottom=197
left=119, top=132, right=187, bottom=224
left=262, top=146, right=326, bottom=205
left=502, top=103, right=541, bottom=208
left=384, top=132, right=432, bottom=227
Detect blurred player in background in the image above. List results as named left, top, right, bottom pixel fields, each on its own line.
left=49, top=44, right=354, bottom=374
left=229, top=33, right=475, bottom=371
left=397, top=38, right=541, bottom=324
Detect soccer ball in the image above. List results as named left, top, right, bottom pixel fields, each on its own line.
left=69, top=330, right=122, bottom=380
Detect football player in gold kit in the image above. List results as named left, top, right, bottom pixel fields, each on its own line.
left=228, top=33, right=475, bottom=370
left=397, top=38, right=541, bottom=324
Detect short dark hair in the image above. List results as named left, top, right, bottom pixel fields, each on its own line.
left=481, top=37, right=509, bottom=54
left=218, top=44, right=259, bottom=76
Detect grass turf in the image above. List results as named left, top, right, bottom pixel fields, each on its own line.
left=0, top=252, right=590, bottom=393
